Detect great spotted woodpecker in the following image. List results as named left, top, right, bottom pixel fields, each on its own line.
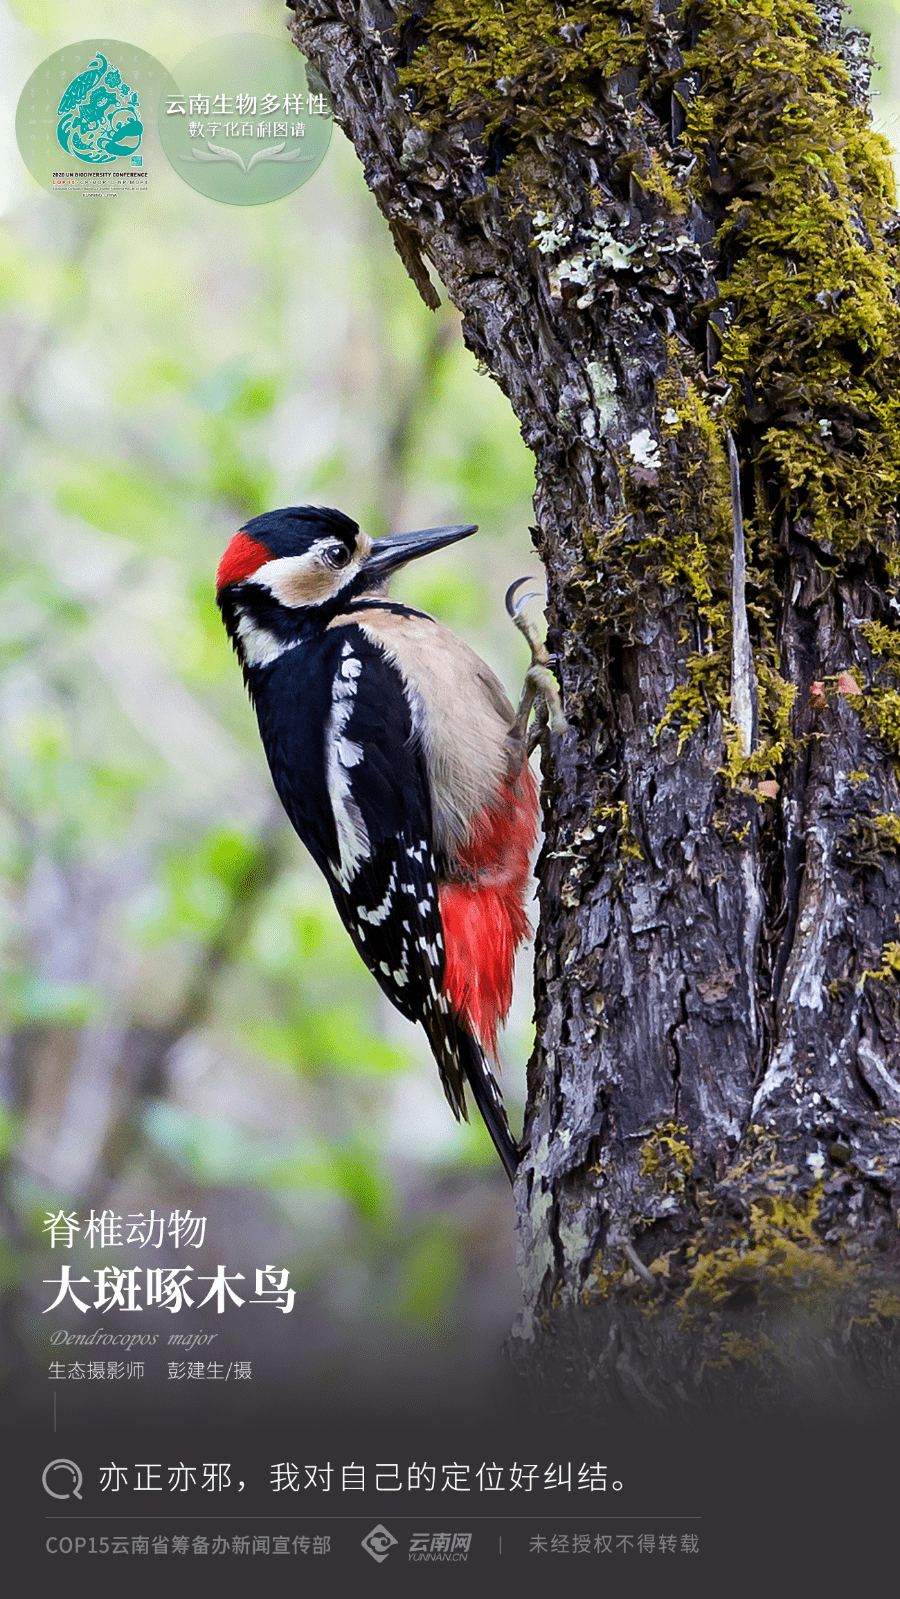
left=216, top=505, right=545, bottom=1182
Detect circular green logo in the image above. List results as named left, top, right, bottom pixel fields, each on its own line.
left=15, top=40, right=174, bottom=200
left=157, top=35, right=332, bottom=205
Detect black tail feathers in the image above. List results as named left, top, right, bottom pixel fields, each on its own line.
left=424, top=1005, right=520, bottom=1184
left=456, top=1027, right=520, bottom=1185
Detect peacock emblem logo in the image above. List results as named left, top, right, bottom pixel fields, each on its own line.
left=56, top=53, right=143, bottom=164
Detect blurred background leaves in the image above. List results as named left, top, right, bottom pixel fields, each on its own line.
left=0, top=0, right=541, bottom=1397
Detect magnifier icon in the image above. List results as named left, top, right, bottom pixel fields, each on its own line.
left=42, top=1459, right=83, bottom=1500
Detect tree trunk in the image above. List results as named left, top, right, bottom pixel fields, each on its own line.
left=289, top=0, right=900, bottom=1410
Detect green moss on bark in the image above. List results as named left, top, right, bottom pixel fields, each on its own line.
left=399, top=0, right=900, bottom=794
left=397, top=0, right=648, bottom=137
left=683, top=0, right=900, bottom=561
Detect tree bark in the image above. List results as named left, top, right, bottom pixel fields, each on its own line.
left=289, top=0, right=900, bottom=1410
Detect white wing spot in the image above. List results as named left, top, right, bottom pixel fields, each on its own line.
left=357, top=864, right=397, bottom=926
left=326, top=657, right=370, bottom=889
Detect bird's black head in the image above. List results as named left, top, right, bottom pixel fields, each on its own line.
left=216, top=505, right=477, bottom=660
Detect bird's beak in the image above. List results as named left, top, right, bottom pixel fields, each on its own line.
left=365, top=523, right=477, bottom=579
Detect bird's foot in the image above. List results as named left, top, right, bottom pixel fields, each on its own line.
left=506, top=577, right=568, bottom=755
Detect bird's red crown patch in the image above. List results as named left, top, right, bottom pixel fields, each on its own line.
left=216, top=531, right=271, bottom=590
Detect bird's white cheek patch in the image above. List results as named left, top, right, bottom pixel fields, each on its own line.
left=253, top=552, right=360, bottom=610
left=235, top=611, right=296, bottom=667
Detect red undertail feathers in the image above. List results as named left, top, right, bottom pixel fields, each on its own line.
left=439, top=764, right=538, bottom=1055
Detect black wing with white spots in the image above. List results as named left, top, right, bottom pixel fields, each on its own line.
left=247, top=618, right=517, bottom=1167
left=319, top=626, right=475, bottom=1118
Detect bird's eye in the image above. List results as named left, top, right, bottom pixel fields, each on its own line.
left=323, top=543, right=352, bottom=569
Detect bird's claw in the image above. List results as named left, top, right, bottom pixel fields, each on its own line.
left=506, top=576, right=550, bottom=662
left=505, top=575, right=541, bottom=619
left=506, top=575, right=568, bottom=744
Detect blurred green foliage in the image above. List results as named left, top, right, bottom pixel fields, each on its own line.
left=0, top=0, right=539, bottom=1360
